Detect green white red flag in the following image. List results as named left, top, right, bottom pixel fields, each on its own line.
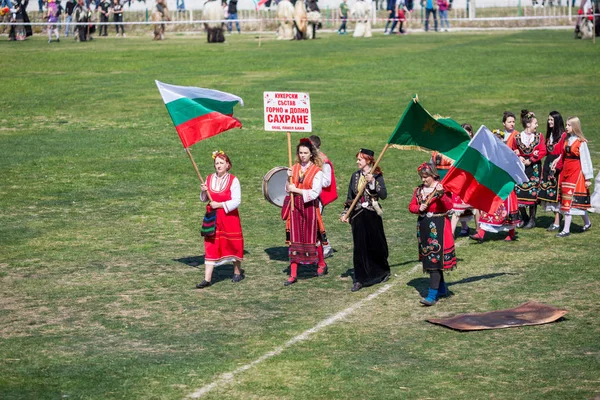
left=442, top=125, right=529, bottom=214
left=387, top=96, right=471, bottom=162
left=155, top=81, right=243, bottom=148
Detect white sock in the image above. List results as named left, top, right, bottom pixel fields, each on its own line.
left=582, top=211, right=591, bottom=226
left=563, top=214, right=572, bottom=233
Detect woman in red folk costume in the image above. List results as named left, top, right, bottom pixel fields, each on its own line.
left=309, top=135, right=338, bottom=259
left=554, top=117, right=594, bottom=237
left=509, top=110, right=547, bottom=229
left=470, top=127, right=521, bottom=243
left=282, top=138, right=327, bottom=286
left=196, top=151, right=244, bottom=289
left=409, top=162, right=456, bottom=306
left=539, top=111, right=567, bottom=232
left=432, top=123, right=475, bottom=237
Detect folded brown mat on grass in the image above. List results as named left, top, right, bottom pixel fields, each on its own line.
left=427, top=301, right=567, bottom=331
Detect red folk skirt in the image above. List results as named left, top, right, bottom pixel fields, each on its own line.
left=560, top=158, right=591, bottom=213
left=204, top=175, right=244, bottom=265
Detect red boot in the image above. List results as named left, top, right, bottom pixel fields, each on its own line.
left=469, top=228, right=485, bottom=243
left=285, top=263, right=298, bottom=286
left=316, top=245, right=328, bottom=276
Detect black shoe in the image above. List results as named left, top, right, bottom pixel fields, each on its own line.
left=522, top=219, right=536, bottom=229
left=195, top=280, right=211, bottom=289
left=232, top=273, right=245, bottom=283
left=458, top=228, right=470, bottom=237
left=582, top=223, right=592, bottom=232
left=351, top=282, right=362, bottom=292
left=546, top=224, right=560, bottom=232
left=284, top=277, right=297, bottom=286
left=317, top=265, right=328, bottom=277
left=556, top=231, right=570, bottom=238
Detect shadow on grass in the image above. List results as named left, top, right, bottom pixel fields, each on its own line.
left=265, top=246, right=288, bottom=261
left=391, top=259, right=421, bottom=267
left=407, top=272, right=517, bottom=297
left=340, top=268, right=354, bottom=279
left=174, top=250, right=251, bottom=269
left=281, top=264, right=319, bottom=280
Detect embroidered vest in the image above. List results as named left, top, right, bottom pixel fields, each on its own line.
left=319, top=152, right=338, bottom=206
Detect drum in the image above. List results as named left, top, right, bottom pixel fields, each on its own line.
left=263, top=166, right=288, bottom=208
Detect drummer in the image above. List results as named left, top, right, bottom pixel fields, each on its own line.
left=309, top=135, right=338, bottom=259
left=283, top=138, right=328, bottom=286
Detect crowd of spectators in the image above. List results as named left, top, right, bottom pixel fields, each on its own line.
left=2, top=0, right=596, bottom=42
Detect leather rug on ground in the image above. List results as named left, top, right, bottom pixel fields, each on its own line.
left=427, top=301, right=568, bottom=331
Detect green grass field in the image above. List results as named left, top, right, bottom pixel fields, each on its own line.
left=1, top=31, right=599, bottom=399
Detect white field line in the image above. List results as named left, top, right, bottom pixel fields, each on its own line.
left=185, top=263, right=421, bottom=399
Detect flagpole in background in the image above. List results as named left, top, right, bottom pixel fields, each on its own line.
left=258, top=16, right=263, bottom=47
left=185, top=147, right=213, bottom=202
left=342, top=143, right=390, bottom=222
left=287, top=132, right=294, bottom=211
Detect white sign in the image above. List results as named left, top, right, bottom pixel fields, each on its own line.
left=263, top=91, right=312, bottom=132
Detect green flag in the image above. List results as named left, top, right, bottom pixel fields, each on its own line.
left=387, top=97, right=471, bottom=161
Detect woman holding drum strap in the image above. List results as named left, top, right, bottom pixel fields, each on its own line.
left=340, top=148, right=390, bottom=292
left=282, top=138, right=328, bottom=286
left=196, top=151, right=245, bottom=289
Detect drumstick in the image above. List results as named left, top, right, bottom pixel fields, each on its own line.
left=186, top=148, right=213, bottom=202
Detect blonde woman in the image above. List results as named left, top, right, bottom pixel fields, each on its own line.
left=554, top=117, right=594, bottom=237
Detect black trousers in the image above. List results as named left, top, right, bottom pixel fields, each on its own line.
left=99, top=14, right=108, bottom=35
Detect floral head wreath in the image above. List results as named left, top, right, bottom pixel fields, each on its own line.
left=299, top=138, right=312, bottom=147
left=212, top=150, right=226, bottom=160
left=417, top=162, right=440, bottom=179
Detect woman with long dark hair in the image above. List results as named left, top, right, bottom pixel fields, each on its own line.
left=341, top=148, right=390, bottom=292
left=282, top=138, right=328, bottom=286
left=508, top=110, right=547, bottom=229
left=539, top=111, right=567, bottom=231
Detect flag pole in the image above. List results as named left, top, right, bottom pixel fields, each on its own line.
left=258, top=16, right=263, bottom=47
left=287, top=132, right=294, bottom=211
left=185, top=147, right=213, bottom=202
left=342, top=143, right=390, bottom=222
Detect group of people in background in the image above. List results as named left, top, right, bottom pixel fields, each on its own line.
left=194, top=112, right=596, bottom=310
left=3, top=0, right=125, bottom=42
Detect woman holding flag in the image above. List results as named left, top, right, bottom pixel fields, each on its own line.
left=283, top=138, right=328, bottom=286
left=196, top=151, right=245, bottom=289
left=341, top=148, right=390, bottom=293
left=409, top=162, right=456, bottom=306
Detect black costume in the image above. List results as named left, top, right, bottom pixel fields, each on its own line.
left=74, top=1, right=93, bottom=41
left=342, top=169, right=390, bottom=289
left=98, top=0, right=110, bottom=36
left=8, top=0, right=32, bottom=41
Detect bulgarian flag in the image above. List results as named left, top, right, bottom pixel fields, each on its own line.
left=442, top=125, right=529, bottom=214
left=156, top=81, right=244, bottom=148
left=387, top=96, right=471, bottom=161
left=252, top=0, right=270, bottom=9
